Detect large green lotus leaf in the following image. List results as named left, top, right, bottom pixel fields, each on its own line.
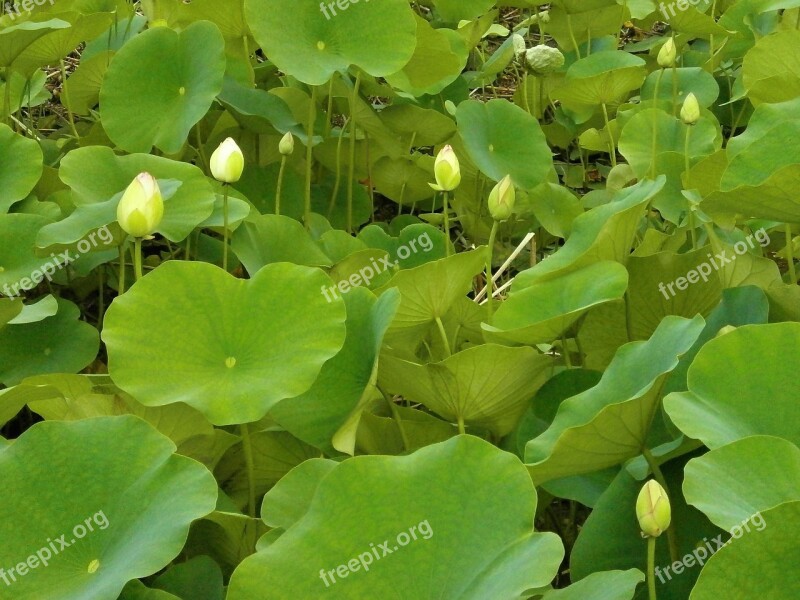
left=683, top=436, right=800, bottom=531
left=11, top=12, right=112, bottom=76
left=618, top=109, right=720, bottom=179
left=514, top=178, right=665, bottom=287
left=551, top=51, right=646, bottom=110
left=0, top=416, right=217, bottom=600
left=227, top=436, right=564, bottom=599
left=38, top=146, right=216, bottom=243
left=721, top=97, right=800, bottom=191
left=355, top=404, right=457, bottom=455
left=456, top=99, right=553, bottom=189
left=570, top=457, right=723, bottom=600
left=385, top=16, right=467, bottom=96
left=483, top=261, right=629, bottom=345
left=260, top=458, right=338, bottom=531
left=0, top=297, right=22, bottom=326
left=371, top=156, right=437, bottom=207
left=667, top=5, right=731, bottom=36
left=118, top=580, right=181, bottom=600
left=742, top=29, right=800, bottom=105
left=375, top=247, right=486, bottom=338
left=0, top=69, right=50, bottom=116
left=270, top=287, right=399, bottom=454
left=99, top=21, right=226, bottom=153
left=690, top=501, right=800, bottom=599
left=0, top=214, right=54, bottom=291
left=102, top=261, right=347, bottom=425
left=640, top=67, right=720, bottom=108
left=244, top=0, right=417, bottom=86
left=525, top=315, right=705, bottom=485
left=664, top=323, right=800, bottom=449
left=214, top=430, right=319, bottom=512
left=662, top=286, right=769, bottom=396
left=230, top=214, right=333, bottom=276
left=0, top=123, right=43, bottom=213
left=0, top=298, right=99, bottom=386
left=379, top=344, right=553, bottom=436
left=379, top=105, right=457, bottom=148
left=541, top=569, right=644, bottom=600
left=0, top=19, right=71, bottom=68
left=625, top=246, right=723, bottom=341
left=547, top=4, right=626, bottom=50
left=62, top=49, right=113, bottom=115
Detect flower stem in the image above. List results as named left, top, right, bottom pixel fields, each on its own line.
left=133, top=238, right=143, bottom=281
left=647, top=536, right=658, bottom=600
left=486, top=220, right=499, bottom=318
left=222, top=185, right=230, bottom=271
left=347, top=71, right=362, bottom=234
left=601, top=102, right=617, bottom=167
left=786, top=224, right=797, bottom=283
left=275, top=155, right=287, bottom=216
left=650, top=69, right=665, bottom=180
left=59, top=59, right=80, bottom=139
left=304, top=85, right=317, bottom=229
left=240, top=423, right=257, bottom=519
left=442, top=191, right=451, bottom=256
left=642, top=447, right=680, bottom=563
left=435, top=315, right=451, bottom=357
left=118, top=243, right=127, bottom=294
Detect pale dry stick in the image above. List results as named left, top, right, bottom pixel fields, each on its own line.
left=474, top=232, right=535, bottom=303
left=479, top=277, right=515, bottom=305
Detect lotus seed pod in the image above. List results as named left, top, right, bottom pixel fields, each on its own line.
left=116, top=172, right=164, bottom=238
left=524, top=45, right=565, bottom=76
left=636, top=480, right=672, bottom=538
left=681, top=93, right=701, bottom=126
left=488, top=175, right=516, bottom=221
left=210, top=137, right=245, bottom=183
left=657, top=38, right=677, bottom=68
left=430, top=145, right=461, bottom=192
left=279, top=132, right=295, bottom=156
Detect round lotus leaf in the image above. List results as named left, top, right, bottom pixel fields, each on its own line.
left=0, top=123, right=42, bottom=213
left=102, top=261, right=347, bottom=425
left=0, top=416, right=217, bottom=599
left=244, top=0, right=417, bottom=86
left=456, top=99, right=554, bottom=189
left=227, top=435, right=564, bottom=599
left=99, top=20, right=226, bottom=153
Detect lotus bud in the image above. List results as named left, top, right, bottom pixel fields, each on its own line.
left=636, top=480, right=671, bottom=538
left=512, top=33, right=527, bottom=63
left=116, top=172, right=164, bottom=238
left=430, top=145, right=461, bottom=192
left=537, top=10, right=550, bottom=24
left=657, top=38, right=677, bottom=68
left=524, top=45, right=565, bottom=76
left=210, top=137, right=244, bottom=183
left=279, top=132, right=294, bottom=156
left=681, top=93, right=701, bottom=126
left=488, top=175, right=516, bottom=221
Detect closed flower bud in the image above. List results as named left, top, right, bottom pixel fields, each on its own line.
left=279, top=132, right=294, bottom=156
left=488, top=175, right=515, bottom=221
left=116, top=172, right=164, bottom=238
left=210, top=137, right=244, bottom=183
left=512, top=33, right=527, bottom=63
left=430, top=145, right=461, bottom=192
left=636, top=480, right=671, bottom=537
left=657, top=38, right=677, bottom=68
left=524, top=45, right=564, bottom=76
left=681, top=93, right=701, bottom=125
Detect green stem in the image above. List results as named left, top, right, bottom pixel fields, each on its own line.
left=647, top=536, right=658, bottom=600
left=786, top=224, right=797, bottom=283
left=3, top=68, right=11, bottom=126
left=304, top=85, right=317, bottom=229
left=384, top=392, right=409, bottom=452
left=561, top=333, right=572, bottom=367
left=671, top=60, right=679, bottom=117
left=685, top=126, right=697, bottom=250
left=442, top=191, right=451, bottom=257
left=642, top=447, right=680, bottom=563
left=601, top=102, right=617, bottom=167
left=486, top=220, right=499, bottom=318
left=133, top=238, right=143, bottom=281
left=566, top=14, right=581, bottom=58
left=195, top=124, right=208, bottom=171
left=240, top=424, right=257, bottom=519
left=328, top=117, right=349, bottom=219
left=222, top=185, right=230, bottom=271
left=650, top=68, right=665, bottom=180
left=624, top=290, right=633, bottom=342
left=435, top=316, right=451, bottom=357
left=59, top=59, right=79, bottom=139
left=118, top=243, right=127, bottom=294
left=275, top=156, right=287, bottom=216
left=346, top=71, right=361, bottom=234
left=457, top=415, right=466, bottom=435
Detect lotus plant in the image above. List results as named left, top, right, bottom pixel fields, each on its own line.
left=117, top=172, right=163, bottom=285
left=637, top=479, right=672, bottom=600
left=430, top=145, right=461, bottom=256
left=210, top=137, right=244, bottom=271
